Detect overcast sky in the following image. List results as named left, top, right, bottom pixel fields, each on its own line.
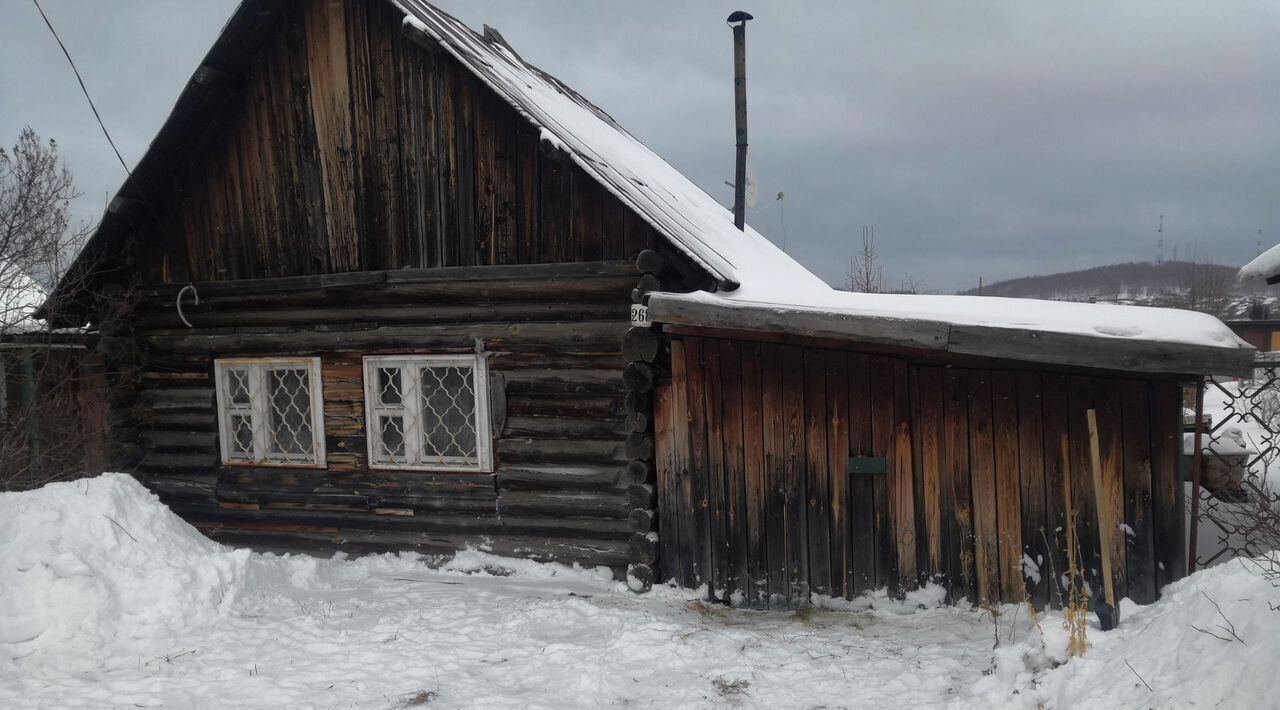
left=2, top=1, right=1277, bottom=292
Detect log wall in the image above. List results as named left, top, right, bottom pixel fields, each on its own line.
left=125, top=262, right=653, bottom=572
left=656, top=333, right=1186, bottom=608
left=134, top=0, right=659, bottom=285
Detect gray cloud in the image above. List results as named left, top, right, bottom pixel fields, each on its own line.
left=3, top=0, right=1277, bottom=292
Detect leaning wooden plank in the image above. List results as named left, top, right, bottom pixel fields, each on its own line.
left=1094, top=380, right=1129, bottom=602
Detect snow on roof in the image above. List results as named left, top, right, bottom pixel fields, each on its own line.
left=394, top=1, right=827, bottom=297
left=648, top=287, right=1253, bottom=375
left=1239, top=243, right=1280, bottom=283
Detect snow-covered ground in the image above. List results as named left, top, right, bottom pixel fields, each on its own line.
left=3, top=474, right=1277, bottom=709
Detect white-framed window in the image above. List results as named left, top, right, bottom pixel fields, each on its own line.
left=213, top=357, right=326, bottom=467
left=362, top=354, right=492, bottom=472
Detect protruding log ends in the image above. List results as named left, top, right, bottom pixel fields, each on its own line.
left=627, top=507, right=655, bottom=532
left=629, top=531, right=658, bottom=565
left=625, top=433, right=656, bottom=462
left=627, top=562, right=655, bottom=592
left=623, top=328, right=660, bottom=364
left=623, top=459, right=654, bottom=486
left=626, top=410, right=650, bottom=433
left=635, top=249, right=667, bottom=276
left=623, top=362, right=658, bottom=393
left=625, top=390, right=652, bottom=414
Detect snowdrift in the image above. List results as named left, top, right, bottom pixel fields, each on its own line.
left=0, top=474, right=253, bottom=664
left=970, top=554, right=1280, bottom=709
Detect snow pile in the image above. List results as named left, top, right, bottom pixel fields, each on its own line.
left=1240, top=243, right=1280, bottom=283
left=967, top=556, right=1280, bottom=709
left=0, top=474, right=252, bottom=665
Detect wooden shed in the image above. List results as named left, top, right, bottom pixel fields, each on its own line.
left=42, top=0, right=1253, bottom=606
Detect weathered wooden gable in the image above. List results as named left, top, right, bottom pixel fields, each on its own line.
left=139, top=0, right=658, bottom=284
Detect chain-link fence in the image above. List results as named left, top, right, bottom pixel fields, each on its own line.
left=1191, top=353, right=1280, bottom=578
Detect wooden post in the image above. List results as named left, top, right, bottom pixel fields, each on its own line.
left=19, top=348, right=42, bottom=475
left=1087, top=408, right=1118, bottom=628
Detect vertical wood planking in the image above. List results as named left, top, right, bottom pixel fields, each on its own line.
left=782, top=345, right=808, bottom=601
left=991, top=371, right=1024, bottom=602
left=1015, top=371, right=1050, bottom=607
left=1150, top=380, right=1185, bottom=591
left=890, top=359, right=917, bottom=590
left=1121, top=379, right=1156, bottom=604
left=942, top=369, right=975, bottom=602
left=761, top=343, right=789, bottom=603
left=1040, top=374, right=1071, bottom=607
left=669, top=340, right=695, bottom=587
left=847, top=353, right=876, bottom=594
left=653, top=378, right=678, bottom=584
left=684, top=338, right=711, bottom=590
left=740, top=341, right=769, bottom=605
left=304, top=0, right=358, bottom=272
left=701, top=340, right=729, bottom=599
left=914, top=366, right=945, bottom=582
left=804, top=348, right=832, bottom=597
left=967, top=371, right=999, bottom=604
left=719, top=340, right=749, bottom=600
left=825, top=351, right=851, bottom=599
left=1094, top=379, right=1128, bottom=601
left=868, top=356, right=897, bottom=591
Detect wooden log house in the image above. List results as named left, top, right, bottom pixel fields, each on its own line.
left=43, top=0, right=1253, bottom=607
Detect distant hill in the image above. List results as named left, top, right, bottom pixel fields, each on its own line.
left=956, top=261, right=1273, bottom=319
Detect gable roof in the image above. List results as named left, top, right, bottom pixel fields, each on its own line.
left=43, top=0, right=826, bottom=325
left=393, top=1, right=825, bottom=298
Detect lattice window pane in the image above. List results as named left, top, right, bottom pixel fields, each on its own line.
left=378, top=367, right=403, bottom=406
left=378, top=415, right=407, bottom=460
left=215, top=358, right=324, bottom=466
left=364, top=355, right=491, bottom=472
left=420, top=365, right=477, bottom=462
left=229, top=414, right=255, bottom=459
left=267, top=368, right=315, bottom=458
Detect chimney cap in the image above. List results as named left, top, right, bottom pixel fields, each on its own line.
left=727, top=10, right=754, bottom=23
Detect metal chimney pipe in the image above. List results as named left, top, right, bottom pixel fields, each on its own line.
left=728, top=10, right=753, bottom=231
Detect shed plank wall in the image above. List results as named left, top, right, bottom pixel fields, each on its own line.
left=655, top=335, right=1184, bottom=608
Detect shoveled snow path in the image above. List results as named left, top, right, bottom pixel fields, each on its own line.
left=3, top=552, right=1020, bottom=709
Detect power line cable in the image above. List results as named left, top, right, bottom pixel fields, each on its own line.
left=32, top=0, right=130, bottom=175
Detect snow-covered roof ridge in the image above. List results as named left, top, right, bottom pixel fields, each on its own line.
left=648, top=288, right=1255, bottom=376
left=394, top=1, right=828, bottom=297
left=1239, top=243, right=1280, bottom=284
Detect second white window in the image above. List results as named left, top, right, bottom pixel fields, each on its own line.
left=362, top=355, right=492, bottom=472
